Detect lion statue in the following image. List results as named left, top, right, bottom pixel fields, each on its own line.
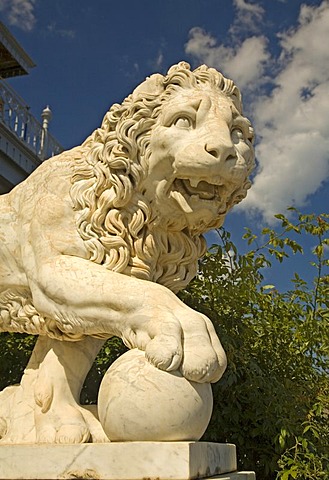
left=0, top=62, right=255, bottom=444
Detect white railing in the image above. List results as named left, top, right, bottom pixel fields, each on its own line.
left=0, top=79, right=63, bottom=160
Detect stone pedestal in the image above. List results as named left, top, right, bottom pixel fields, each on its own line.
left=213, top=474, right=255, bottom=480
left=0, top=442, right=255, bottom=480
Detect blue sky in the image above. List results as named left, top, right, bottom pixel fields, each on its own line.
left=1, top=0, right=328, bottom=289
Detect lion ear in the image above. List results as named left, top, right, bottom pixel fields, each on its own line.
left=132, top=73, right=164, bottom=99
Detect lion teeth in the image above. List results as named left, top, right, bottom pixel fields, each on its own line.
left=190, top=179, right=199, bottom=188
left=170, top=191, right=193, bottom=213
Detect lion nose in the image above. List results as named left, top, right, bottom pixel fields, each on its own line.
left=205, top=140, right=236, bottom=162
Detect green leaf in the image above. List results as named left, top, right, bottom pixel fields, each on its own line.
left=290, top=467, right=298, bottom=479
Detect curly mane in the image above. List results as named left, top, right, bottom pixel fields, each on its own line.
left=70, top=62, right=248, bottom=293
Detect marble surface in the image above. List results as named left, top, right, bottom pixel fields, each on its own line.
left=98, top=349, right=213, bottom=441
left=210, top=474, right=256, bottom=480
left=0, top=442, right=237, bottom=479
left=0, top=62, right=255, bottom=444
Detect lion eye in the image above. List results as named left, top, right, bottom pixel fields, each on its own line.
left=231, top=127, right=245, bottom=143
left=174, top=116, right=193, bottom=128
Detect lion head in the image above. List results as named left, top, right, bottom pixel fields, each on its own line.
left=71, top=62, right=255, bottom=293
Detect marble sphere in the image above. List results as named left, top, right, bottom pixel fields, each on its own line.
left=98, top=349, right=213, bottom=442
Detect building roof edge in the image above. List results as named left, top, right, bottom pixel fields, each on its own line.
left=0, top=21, right=36, bottom=73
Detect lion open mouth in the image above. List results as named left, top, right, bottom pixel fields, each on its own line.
left=173, top=178, right=223, bottom=201
left=169, top=178, right=228, bottom=215
left=179, top=179, right=216, bottom=200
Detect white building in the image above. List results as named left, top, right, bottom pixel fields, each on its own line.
left=0, top=22, right=63, bottom=194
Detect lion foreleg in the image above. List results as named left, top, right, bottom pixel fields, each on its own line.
left=29, top=255, right=225, bottom=384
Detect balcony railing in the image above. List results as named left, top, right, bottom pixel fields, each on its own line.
left=0, top=78, right=63, bottom=160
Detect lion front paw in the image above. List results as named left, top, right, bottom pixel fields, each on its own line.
left=122, top=316, right=184, bottom=373
left=179, top=313, right=227, bottom=384
left=122, top=304, right=226, bottom=384
left=145, top=334, right=182, bottom=371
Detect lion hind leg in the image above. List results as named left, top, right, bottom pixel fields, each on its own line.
left=0, top=335, right=106, bottom=444
left=36, top=406, right=90, bottom=444
left=34, top=377, right=53, bottom=413
left=33, top=335, right=107, bottom=444
left=0, top=382, right=37, bottom=444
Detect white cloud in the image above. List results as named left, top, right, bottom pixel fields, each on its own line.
left=230, top=0, right=265, bottom=37
left=185, top=0, right=269, bottom=91
left=234, top=0, right=263, bottom=15
left=185, top=1, right=329, bottom=223
left=154, top=51, right=164, bottom=70
left=243, top=1, right=329, bottom=221
left=0, top=0, right=36, bottom=32
left=221, top=36, right=269, bottom=89
left=46, top=22, right=75, bottom=39
left=185, top=28, right=270, bottom=91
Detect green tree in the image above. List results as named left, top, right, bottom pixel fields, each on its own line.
left=0, top=333, right=36, bottom=390
left=179, top=210, right=328, bottom=479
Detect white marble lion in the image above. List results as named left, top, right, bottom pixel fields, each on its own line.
left=0, top=62, right=255, bottom=443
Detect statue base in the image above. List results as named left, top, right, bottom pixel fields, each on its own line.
left=0, top=442, right=255, bottom=479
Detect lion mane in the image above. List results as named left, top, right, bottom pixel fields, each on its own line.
left=0, top=62, right=254, bottom=340
left=70, top=61, right=251, bottom=289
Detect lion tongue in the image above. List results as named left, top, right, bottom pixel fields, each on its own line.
left=170, top=191, right=193, bottom=213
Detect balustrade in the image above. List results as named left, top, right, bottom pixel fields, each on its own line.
left=0, top=79, right=63, bottom=161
